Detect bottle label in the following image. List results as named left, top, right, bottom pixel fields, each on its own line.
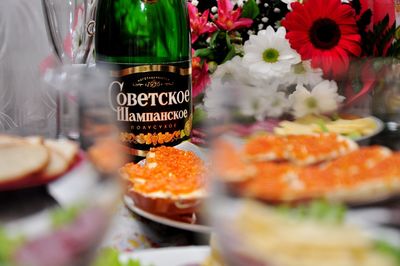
left=103, top=61, right=192, bottom=157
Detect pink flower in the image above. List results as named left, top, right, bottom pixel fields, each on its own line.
left=188, top=3, right=217, bottom=43
left=212, top=0, right=253, bottom=31
left=192, top=55, right=210, bottom=97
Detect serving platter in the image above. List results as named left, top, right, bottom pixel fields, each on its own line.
left=120, top=246, right=210, bottom=266
left=124, top=195, right=211, bottom=234
left=232, top=116, right=384, bottom=143
left=353, top=116, right=384, bottom=143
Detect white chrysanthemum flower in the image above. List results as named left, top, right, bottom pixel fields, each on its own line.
left=286, top=60, right=324, bottom=86
left=239, top=89, right=290, bottom=120
left=242, top=26, right=301, bottom=80
left=289, top=81, right=345, bottom=118
left=213, top=56, right=246, bottom=79
left=204, top=79, right=240, bottom=120
left=214, top=56, right=267, bottom=87
left=266, top=91, right=291, bottom=118
left=204, top=76, right=286, bottom=121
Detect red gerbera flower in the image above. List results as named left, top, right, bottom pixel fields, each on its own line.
left=281, top=0, right=361, bottom=77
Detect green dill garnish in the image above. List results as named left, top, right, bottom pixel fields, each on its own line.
left=92, top=248, right=151, bottom=266
left=51, top=205, right=82, bottom=228
left=374, top=240, right=400, bottom=264
left=316, top=119, right=329, bottom=133
left=276, top=200, right=346, bottom=224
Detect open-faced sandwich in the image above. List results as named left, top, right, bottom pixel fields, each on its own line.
left=204, top=201, right=400, bottom=266
left=121, top=146, right=207, bottom=216
left=244, top=133, right=358, bottom=166
left=214, top=133, right=400, bottom=204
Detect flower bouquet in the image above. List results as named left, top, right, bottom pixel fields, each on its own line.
left=190, top=0, right=400, bottom=138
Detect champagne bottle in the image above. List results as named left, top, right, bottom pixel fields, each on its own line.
left=95, top=0, right=192, bottom=161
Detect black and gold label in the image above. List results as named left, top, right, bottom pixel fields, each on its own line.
left=102, top=61, right=192, bottom=157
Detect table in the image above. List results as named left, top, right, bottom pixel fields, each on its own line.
left=0, top=159, right=209, bottom=253
left=1, top=127, right=399, bottom=254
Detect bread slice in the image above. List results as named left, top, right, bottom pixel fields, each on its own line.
left=0, top=143, right=49, bottom=182
left=24, top=136, right=44, bottom=145
left=44, top=139, right=79, bottom=166
left=0, top=135, right=24, bottom=146
left=0, top=135, right=44, bottom=146
left=40, top=147, right=70, bottom=180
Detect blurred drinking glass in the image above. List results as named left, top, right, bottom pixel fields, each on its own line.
left=0, top=0, right=55, bottom=137
left=0, top=64, right=124, bottom=266
left=41, top=0, right=97, bottom=64
left=371, top=60, right=400, bottom=133
left=205, top=72, right=400, bottom=266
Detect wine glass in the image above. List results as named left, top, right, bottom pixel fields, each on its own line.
left=41, top=0, right=97, bottom=64
left=0, top=65, right=124, bottom=266
left=0, top=0, right=57, bottom=137
left=205, top=73, right=400, bottom=266
left=371, top=60, right=400, bottom=133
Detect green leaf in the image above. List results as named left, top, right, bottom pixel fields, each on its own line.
left=193, top=106, right=207, bottom=127
left=222, top=46, right=236, bottom=63
left=194, top=48, right=214, bottom=58
left=316, top=119, right=329, bottom=133
left=209, top=31, right=235, bottom=64
left=374, top=240, right=400, bottom=264
left=242, top=0, right=259, bottom=19
left=225, top=31, right=233, bottom=49
left=209, top=31, right=222, bottom=49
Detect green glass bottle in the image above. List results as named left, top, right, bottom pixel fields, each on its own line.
left=95, top=0, right=192, bottom=160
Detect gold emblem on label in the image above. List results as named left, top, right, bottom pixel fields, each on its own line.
left=111, top=65, right=191, bottom=78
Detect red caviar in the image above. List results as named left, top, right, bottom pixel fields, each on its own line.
left=244, top=133, right=356, bottom=165
left=286, top=133, right=353, bottom=163
left=222, top=136, right=400, bottom=202
left=240, top=162, right=301, bottom=201
left=122, top=146, right=207, bottom=195
left=244, top=134, right=288, bottom=160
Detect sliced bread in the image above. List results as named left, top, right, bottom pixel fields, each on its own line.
left=0, top=143, right=49, bottom=182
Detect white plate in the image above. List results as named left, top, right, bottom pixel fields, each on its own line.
left=120, top=246, right=210, bottom=266
left=354, top=116, right=384, bottom=143
left=124, top=196, right=211, bottom=234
